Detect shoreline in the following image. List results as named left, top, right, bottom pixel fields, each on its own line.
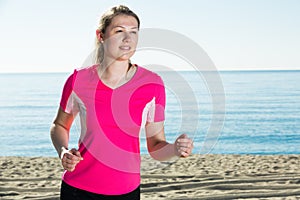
left=1, top=154, right=300, bottom=199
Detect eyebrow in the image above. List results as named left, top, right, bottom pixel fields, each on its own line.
left=113, top=25, right=139, bottom=30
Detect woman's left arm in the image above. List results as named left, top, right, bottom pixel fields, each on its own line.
left=145, top=121, right=193, bottom=161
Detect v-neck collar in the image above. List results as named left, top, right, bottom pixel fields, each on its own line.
left=95, top=65, right=139, bottom=90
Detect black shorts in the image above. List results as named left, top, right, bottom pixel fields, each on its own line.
left=60, top=181, right=140, bottom=200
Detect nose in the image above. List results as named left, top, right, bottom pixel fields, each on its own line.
left=122, top=32, right=131, bottom=43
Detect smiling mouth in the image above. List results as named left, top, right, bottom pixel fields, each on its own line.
left=119, top=46, right=131, bottom=51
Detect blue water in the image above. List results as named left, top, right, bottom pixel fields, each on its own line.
left=0, top=70, right=299, bottom=156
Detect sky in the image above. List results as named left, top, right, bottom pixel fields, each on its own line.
left=0, top=0, right=299, bottom=73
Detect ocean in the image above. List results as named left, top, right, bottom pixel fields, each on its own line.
left=0, top=70, right=299, bottom=157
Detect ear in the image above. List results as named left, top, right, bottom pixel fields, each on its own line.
left=96, top=29, right=103, bottom=42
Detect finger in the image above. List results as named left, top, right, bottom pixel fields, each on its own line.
left=178, top=133, right=188, bottom=139
left=62, top=156, right=74, bottom=165
left=179, top=145, right=193, bottom=156
left=176, top=143, right=190, bottom=149
left=64, top=157, right=77, bottom=165
left=177, top=137, right=193, bottom=143
left=177, top=140, right=193, bottom=147
left=62, top=156, right=71, bottom=165
left=185, top=146, right=192, bottom=154
left=73, top=151, right=83, bottom=160
left=61, top=159, right=75, bottom=172
left=65, top=152, right=80, bottom=162
left=181, top=147, right=192, bottom=156
left=65, top=154, right=75, bottom=162
left=65, top=165, right=75, bottom=172
left=180, top=151, right=189, bottom=157
left=63, top=154, right=80, bottom=165
left=63, top=161, right=77, bottom=171
left=179, top=147, right=190, bottom=152
left=69, top=149, right=83, bottom=161
left=177, top=147, right=188, bottom=157
left=177, top=138, right=193, bottom=145
left=176, top=147, right=187, bottom=155
left=73, top=150, right=81, bottom=157
left=177, top=141, right=193, bottom=147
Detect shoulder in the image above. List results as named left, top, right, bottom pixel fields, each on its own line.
left=74, top=64, right=98, bottom=76
left=136, top=65, right=164, bottom=85
left=63, top=65, right=98, bottom=89
left=68, top=64, right=98, bottom=81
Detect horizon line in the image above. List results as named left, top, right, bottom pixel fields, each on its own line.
left=0, top=68, right=300, bottom=74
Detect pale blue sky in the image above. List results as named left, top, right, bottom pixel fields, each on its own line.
left=0, top=0, right=299, bottom=72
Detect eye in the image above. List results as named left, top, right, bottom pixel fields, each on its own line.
left=131, top=31, right=137, bottom=34
left=115, top=29, right=123, bottom=33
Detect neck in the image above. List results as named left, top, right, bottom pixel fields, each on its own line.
left=97, top=58, right=136, bottom=89
left=100, top=58, right=129, bottom=78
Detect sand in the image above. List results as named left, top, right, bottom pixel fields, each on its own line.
left=1, top=154, right=300, bottom=199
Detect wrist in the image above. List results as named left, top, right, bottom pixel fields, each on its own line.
left=172, top=143, right=181, bottom=157
left=60, top=146, right=68, bottom=159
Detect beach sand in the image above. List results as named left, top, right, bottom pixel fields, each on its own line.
left=1, top=154, right=300, bottom=199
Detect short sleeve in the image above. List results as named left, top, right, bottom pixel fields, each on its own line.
left=59, top=70, right=79, bottom=115
left=150, top=75, right=166, bottom=122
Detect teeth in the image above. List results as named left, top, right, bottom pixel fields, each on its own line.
left=120, top=46, right=130, bottom=50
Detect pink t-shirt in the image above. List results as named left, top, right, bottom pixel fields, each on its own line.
left=59, top=64, right=165, bottom=195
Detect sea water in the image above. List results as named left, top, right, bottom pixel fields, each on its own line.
left=0, top=70, right=299, bottom=156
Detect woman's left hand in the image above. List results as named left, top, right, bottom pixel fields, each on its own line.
left=174, top=134, right=194, bottom=157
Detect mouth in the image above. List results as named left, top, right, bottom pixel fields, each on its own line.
left=119, top=46, right=131, bottom=51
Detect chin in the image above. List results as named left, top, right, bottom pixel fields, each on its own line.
left=116, top=54, right=134, bottom=61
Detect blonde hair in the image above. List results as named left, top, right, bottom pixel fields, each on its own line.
left=95, top=5, right=140, bottom=65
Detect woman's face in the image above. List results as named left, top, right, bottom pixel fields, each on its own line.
left=102, top=15, right=139, bottom=62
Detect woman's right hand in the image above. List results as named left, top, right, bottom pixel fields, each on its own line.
left=60, top=147, right=83, bottom=172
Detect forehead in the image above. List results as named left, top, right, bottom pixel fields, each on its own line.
left=109, top=15, right=139, bottom=29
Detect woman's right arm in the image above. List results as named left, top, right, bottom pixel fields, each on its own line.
left=50, top=108, right=74, bottom=157
left=50, top=108, right=82, bottom=172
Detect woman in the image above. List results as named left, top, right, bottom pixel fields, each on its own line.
left=50, top=5, right=193, bottom=200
